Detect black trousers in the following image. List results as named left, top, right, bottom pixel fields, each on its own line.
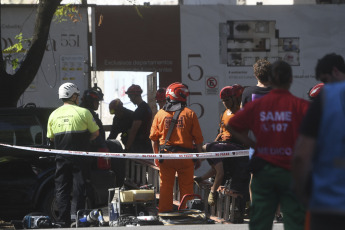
left=311, top=212, right=345, bottom=230
left=55, top=156, right=88, bottom=225
left=106, top=140, right=126, bottom=187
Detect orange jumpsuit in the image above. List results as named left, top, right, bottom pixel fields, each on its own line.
left=150, top=107, right=204, bottom=212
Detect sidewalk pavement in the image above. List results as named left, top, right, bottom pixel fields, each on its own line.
left=85, top=206, right=284, bottom=230
left=53, top=223, right=284, bottom=230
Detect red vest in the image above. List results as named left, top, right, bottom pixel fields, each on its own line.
left=229, top=89, right=309, bottom=170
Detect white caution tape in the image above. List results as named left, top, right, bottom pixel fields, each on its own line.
left=0, top=143, right=249, bottom=159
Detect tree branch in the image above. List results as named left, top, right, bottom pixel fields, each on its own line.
left=14, top=0, right=62, bottom=95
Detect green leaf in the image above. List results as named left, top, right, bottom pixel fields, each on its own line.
left=54, top=4, right=82, bottom=23
left=3, top=33, right=25, bottom=53
left=11, top=59, right=19, bottom=70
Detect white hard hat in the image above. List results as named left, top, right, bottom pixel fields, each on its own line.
left=58, top=82, right=80, bottom=99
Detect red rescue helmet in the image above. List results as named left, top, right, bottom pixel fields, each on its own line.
left=125, top=84, right=143, bottom=95
left=109, top=99, right=123, bottom=114
left=308, top=83, right=324, bottom=99
left=166, top=82, right=190, bottom=102
left=220, top=84, right=244, bottom=100
left=155, top=88, right=166, bottom=101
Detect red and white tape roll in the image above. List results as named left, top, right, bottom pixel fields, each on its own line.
left=0, top=143, right=250, bottom=159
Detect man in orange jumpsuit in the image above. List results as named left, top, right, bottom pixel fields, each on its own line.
left=150, top=82, right=204, bottom=213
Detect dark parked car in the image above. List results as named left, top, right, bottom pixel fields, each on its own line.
left=0, top=105, right=116, bottom=221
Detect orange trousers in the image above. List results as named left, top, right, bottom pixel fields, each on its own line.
left=304, top=211, right=310, bottom=230
left=158, top=159, right=194, bottom=212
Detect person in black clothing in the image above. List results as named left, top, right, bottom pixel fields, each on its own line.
left=80, top=87, right=113, bottom=173
left=242, top=59, right=284, bottom=223
left=125, top=84, right=153, bottom=153
left=108, top=98, right=134, bottom=147
left=80, top=87, right=108, bottom=151
left=195, top=85, right=249, bottom=223
left=107, top=98, right=134, bottom=186
left=241, top=59, right=272, bottom=107
left=293, top=53, right=345, bottom=230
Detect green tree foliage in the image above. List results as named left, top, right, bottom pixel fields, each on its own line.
left=3, top=4, right=82, bottom=72
left=3, top=33, right=31, bottom=70
left=54, top=4, right=82, bottom=23
left=0, top=0, right=64, bottom=107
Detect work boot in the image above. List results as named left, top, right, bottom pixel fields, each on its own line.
left=208, top=191, right=217, bottom=206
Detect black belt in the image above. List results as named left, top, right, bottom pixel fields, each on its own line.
left=160, top=145, right=195, bottom=153
left=159, top=145, right=197, bottom=163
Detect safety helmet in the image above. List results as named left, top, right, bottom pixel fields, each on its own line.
left=125, top=84, right=143, bottom=95
left=308, top=83, right=324, bottom=99
left=155, top=88, right=166, bottom=101
left=109, top=99, right=123, bottom=114
left=219, top=84, right=244, bottom=100
left=166, top=82, right=190, bottom=102
left=58, top=82, right=80, bottom=99
left=232, top=84, right=245, bottom=97
left=82, top=88, right=104, bottom=102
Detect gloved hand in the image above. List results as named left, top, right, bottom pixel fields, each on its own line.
left=208, top=191, right=217, bottom=206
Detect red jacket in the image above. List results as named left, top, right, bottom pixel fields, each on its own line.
left=229, top=89, right=309, bottom=170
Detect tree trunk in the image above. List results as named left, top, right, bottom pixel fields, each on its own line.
left=0, top=0, right=62, bottom=108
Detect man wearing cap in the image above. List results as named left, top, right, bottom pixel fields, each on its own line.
left=125, top=84, right=153, bottom=153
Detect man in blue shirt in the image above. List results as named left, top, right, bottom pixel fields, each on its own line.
left=293, top=53, right=345, bottom=230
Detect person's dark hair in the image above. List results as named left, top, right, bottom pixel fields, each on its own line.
left=315, top=53, right=345, bottom=80
left=61, top=95, right=75, bottom=102
left=270, top=60, right=292, bottom=87
left=253, top=59, right=272, bottom=84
